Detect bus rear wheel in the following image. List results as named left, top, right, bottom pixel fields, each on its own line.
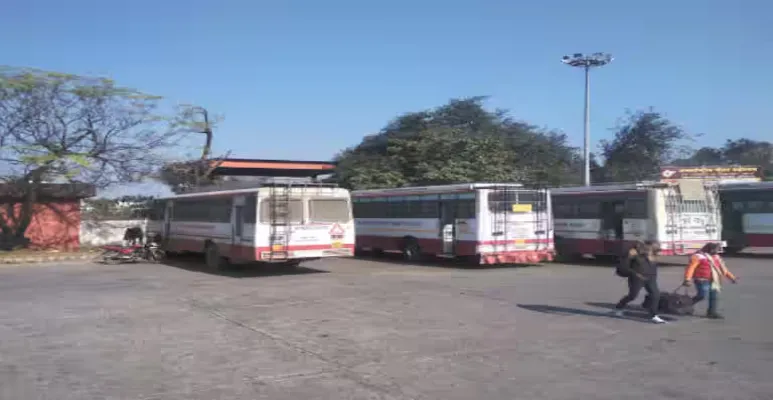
left=402, top=238, right=422, bottom=262
left=205, top=243, right=227, bottom=271
left=724, top=246, right=743, bottom=255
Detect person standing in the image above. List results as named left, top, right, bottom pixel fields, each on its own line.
left=612, top=240, right=666, bottom=324
left=683, top=242, right=738, bottom=319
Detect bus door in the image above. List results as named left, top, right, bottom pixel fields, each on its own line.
left=231, top=195, right=246, bottom=254
left=721, top=199, right=744, bottom=249
left=163, top=201, right=173, bottom=247
left=439, top=195, right=458, bottom=255
left=600, top=200, right=625, bottom=255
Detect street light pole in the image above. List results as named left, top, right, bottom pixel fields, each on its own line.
left=583, top=65, right=590, bottom=187
left=562, top=52, right=613, bottom=186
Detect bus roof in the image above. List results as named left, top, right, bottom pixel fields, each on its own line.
left=352, top=183, right=526, bottom=197
left=551, top=181, right=673, bottom=195
left=719, top=181, right=773, bottom=192
left=158, top=180, right=343, bottom=201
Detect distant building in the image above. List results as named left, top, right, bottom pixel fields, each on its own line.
left=0, top=183, right=95, bottom=250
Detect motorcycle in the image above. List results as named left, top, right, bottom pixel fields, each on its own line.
left=96, top=241, right=166, bottom=264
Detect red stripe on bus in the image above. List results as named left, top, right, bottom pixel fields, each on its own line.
left=555, top=238, right=717, bottom=256
left=165, top=238, right=354, bottom=261
left=744, top=233, right=773, bottom=247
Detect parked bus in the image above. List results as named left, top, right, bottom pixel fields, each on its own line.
left=719, top=181, right=773, bottom=253
left=148, top=181, right=355, bottom=269
left=551, top=181, right=722, bottom=258
left=351, top=183, right=554, bottom=265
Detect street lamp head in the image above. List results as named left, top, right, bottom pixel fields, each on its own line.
left=561, top=52, right=613, bottom=68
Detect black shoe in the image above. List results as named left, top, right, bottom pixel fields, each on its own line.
left=707, top=313, right=724, bottom=320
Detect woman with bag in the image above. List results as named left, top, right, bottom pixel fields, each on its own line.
left=612, top=240, right=667, bottom=324
left=683, top=242, right=738, bottom=319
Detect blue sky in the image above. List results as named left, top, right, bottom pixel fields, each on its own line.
left=2, top=0, right=771, bottom=196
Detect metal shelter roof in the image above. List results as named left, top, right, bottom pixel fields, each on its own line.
left=209, top=158, right=336, bottom=178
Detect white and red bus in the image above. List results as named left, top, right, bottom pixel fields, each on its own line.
left=719, top=181, right=773, bottom=253
left=352, top=183, right=554, bottom=265
left=551, top=181, right=723, bottom=257
left=148, top=182, right=355, bottom=269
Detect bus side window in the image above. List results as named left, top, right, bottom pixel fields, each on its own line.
left=577, top=202, right=599, bottom=219
left=455, top=199, right=475, bottom=219
left=624, top=199, right=647, bottom=219
left=419, top=199, right=438, bottom=218
left=746, top=201, right=764, bottom=212
left=553, top=201, right=576, bottom=218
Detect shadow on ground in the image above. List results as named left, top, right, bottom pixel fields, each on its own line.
left=517, top=303, right=675, bottom=323
left=724, top=252, right=773, bottom=260
left=159, top=254, right=328, bottom=278
left=554, top=254, right=687, bottom=268
left=355, top=251, right=544, bottom=270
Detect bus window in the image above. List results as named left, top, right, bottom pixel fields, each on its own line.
left=309, top=199, right=351, bottom=222
left=577, top=202, right=600, bottom=218
left=243, top=195, right=257, bottom=223
left=515, top=192, right=547, bottom=212
left=260, top=199, right=303, bottom=224
left=455, top=199, right=476, bottom=219
left=623, top=199, right=647, bottom=219
left=150, top=201, right=165, bottom=221
left=746, top=201, right=765, bottom=212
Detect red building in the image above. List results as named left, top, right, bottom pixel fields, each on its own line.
left=0, top=183, right=95, bottom=251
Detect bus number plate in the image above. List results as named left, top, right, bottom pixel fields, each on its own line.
left=272, top=245, right=285, bottom=251
left=331, top=241, right=342, bottom=248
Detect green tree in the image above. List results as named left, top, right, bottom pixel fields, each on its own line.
left=720, top=139, right=772, bottom=177
left=670, top=139, right=772, bottom=179
left=599, top=110, right=693, bottom=182
left=334, top=97, right=581, bottom=189
left=0, top=68, right=182, bottom=243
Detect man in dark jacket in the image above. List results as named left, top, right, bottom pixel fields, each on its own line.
left=612, top=240, right=666, bottom=324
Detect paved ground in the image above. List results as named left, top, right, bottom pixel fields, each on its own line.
left=0, top=254, right=771, bottom=400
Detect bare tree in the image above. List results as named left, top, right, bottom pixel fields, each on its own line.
left=0, top=67, right=183, bottom=242
left=157, top=105, right=230, bottom=193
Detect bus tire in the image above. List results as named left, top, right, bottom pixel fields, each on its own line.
left=354, top=247, right=365, bottom=257
left=724, top=246, right=743, bottom=255
left=402, top=238, right=422, bottom=262
left=204, top=242, right=227, bottom=271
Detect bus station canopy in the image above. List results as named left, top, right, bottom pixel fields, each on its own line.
left=208, top=158, right=336, bottom=178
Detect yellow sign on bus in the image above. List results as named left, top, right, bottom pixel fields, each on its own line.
left=511, top=204, right=532, bottom=213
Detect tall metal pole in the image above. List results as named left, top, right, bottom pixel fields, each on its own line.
left=561, top=52, right=613, bottom=187
left=583, top=66, right=591, bottom=187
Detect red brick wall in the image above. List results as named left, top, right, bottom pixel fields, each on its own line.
left=1, top=200, right=82, bottom=250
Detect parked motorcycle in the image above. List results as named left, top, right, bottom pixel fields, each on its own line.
left=96, top=241, right=165, bottom=264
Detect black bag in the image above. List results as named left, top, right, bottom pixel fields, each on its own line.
left=615, top=256, right=633, bottom=278
left=643, top=287, right=694, bottom=315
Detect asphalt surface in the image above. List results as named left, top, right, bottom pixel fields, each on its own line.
left=0, top=253, right=771, bottom=400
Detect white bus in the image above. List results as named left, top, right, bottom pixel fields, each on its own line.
left=551, top=181, right=723, bottom=258
left=147, top=182, right=355, bottom=269
left=352, top=183, right=554, bottom=265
